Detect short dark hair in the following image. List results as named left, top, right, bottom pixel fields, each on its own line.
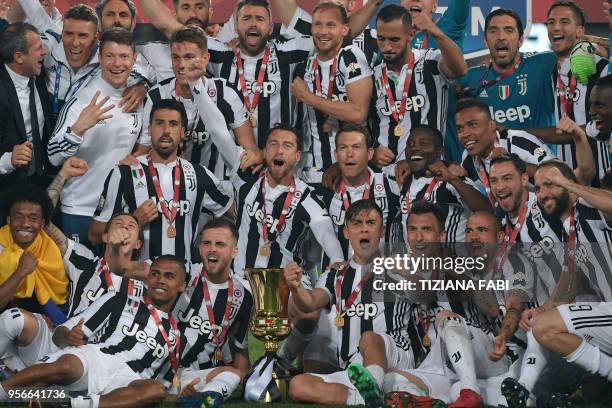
left=151, top=254, right=187, bottom=282
left=236, top=0, right=271, bottom=20
left=408, top=200, right=444, bottom=231
left=95, top=0, right=137, bottom=24
left=0, top=22, right=40, bottom=63
left=1, top=184, right=53, bottom=225
left=595, top=74, right=612, bottom=91
left=485, top=8, right=524, bottom=38
left=409, top=125, right=444, bottom=152
left=170, top=26, right=208, bottom=53
left=490, top=152, right=527, bottom=175
left=376, top=4, right=412, bottom=30
left=173, top=0, right=210, bottom=8
left=312, top=1, right=349, bottom=24
left=104, top=212, right=143, bottom=260
left=64, top=4, right=99, bottom=29
left=536, top=160, right=578, bottom=183
left=469, top=210, right=502, bottom=233
left=150, top=98, right=189, bottom=130
left=335, top=123, right=372, bottom=148
left=456, top=98, right=492, bottom=119
left=265, top=124, right=304, bottom=152
left=99, top=27, right=135, bottom=53
left=345, top=199, right=383, bottom=224
left=200, top=218, right=238, bottom=243
left=547, top=1, right=587, bottom=27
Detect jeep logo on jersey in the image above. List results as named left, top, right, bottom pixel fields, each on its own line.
left=245, top=202, right=285, bottom=234
left=123, top=323, right=174, bottom=357
left=244, top=80, right=277, bottom=97
left=178, top=307, right=220, bottom=339
left=343, top=303, right=378, bottom=320
left=523, top=237, right=555, bottom=261
left=151, top=197, right=191, bottom=216
left=190, top=130, right=210, bottom=145
left=380, top=96, right=426, bottom=116
left=490, top=105, right=531, bottom=123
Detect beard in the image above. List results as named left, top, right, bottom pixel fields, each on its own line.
left=550, top=191, right=571, bottom=218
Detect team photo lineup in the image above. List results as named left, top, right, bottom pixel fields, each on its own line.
left=1, top=0, right=612, bottom=406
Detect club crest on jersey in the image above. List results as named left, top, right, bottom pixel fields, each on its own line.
left=86, top=287, right=106, bottom=302
left=123, top=322, right=175, bottom=357
left=512, top=271, right=527, bottom=287
left=208, top=88, right=217, bottom=98
left=347, top=62, right=359, bottom=74
left=498, top=85, right=510, bottom=100
left=517, top=74, right=528, bottom=96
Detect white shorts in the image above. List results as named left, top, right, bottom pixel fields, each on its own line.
left=467, top=324, right=511, bottom=379
left=41, top=344, right=141, bottom=395
left=303, top=310, right=338, bottom=369
left=18, top=313, right=60, bottom=367
left=558, top=302, right=612, bottom=354
left=405, top=338, right=457, bottom=403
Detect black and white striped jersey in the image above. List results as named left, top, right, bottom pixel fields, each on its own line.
left=63, top=240, right=145, bottom=318
left=398, top=175, right=475, bottom=245
left=156, top=265, right=253, bottom=385
left=206, top=37, right=313, bottom=148
left=567, top=199, right=612, bottom=301
left=139, top=77, right=249, bottom=182
left=461, top=129, right=555, bottom=185
left=583, top=121, right=612, bottom=187
left=555, top=57, right=609, bottom=185
left=61, top=291, right=178, bottom=380
left=298, top=45, right=372, bottom=175
left=93, top=156, right=232, bottom=262
left=232, top=169, right=343, bottom=281
left=317, top=260, right=413, bottom=369
left=317, top=169, right=400, bottom=268
left=370, top=49, right=451, bottom=178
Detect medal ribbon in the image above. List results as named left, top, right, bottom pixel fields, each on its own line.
left=334, top=264, right=373, bottom=320
left=147, top=156, right=182, bottom=228
left=481, top=58, right=522, bottom=89
left=97, top=257, right=134, bottom=295
left=473, top=132, right=501, bottom=206
left=313, top=56, right=338, bottom=128
left=556, top=59, right=577, bottom=118
left=405, top=178, right=439, bottom=215
left=496, top=199, right=529, bottom=272
left=567, top=207, right=577, bottom=275
left=201, top=274, right=234, bottom=358
left=143, top=295, right=180, bottom=376
left=381, top=54, right=415, bottom=126
left=337, top=172, right=371, bottom=211
left=234, top=47, right=271, bottom=115
left=259, top=173, right=296, bottom=244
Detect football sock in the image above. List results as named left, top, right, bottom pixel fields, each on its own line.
left=439, top=316, right=478, bottom=393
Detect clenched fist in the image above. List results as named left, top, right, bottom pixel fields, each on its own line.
left=133, top=199, right=159, bottom=225
left=17, top=251, right=38, bottom=277
left=283, top=262, right=303, bottom=291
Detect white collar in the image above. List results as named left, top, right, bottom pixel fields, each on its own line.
left=4, top=64, right=31, bottom=89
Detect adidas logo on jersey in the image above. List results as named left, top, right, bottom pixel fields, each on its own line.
left=177, top=307, right=221, bottom=340
left=479, top=89, right=488, bottom=97
left=123, top=323, right=174, bottom=358
left=342, top=302, right=378, bottom=320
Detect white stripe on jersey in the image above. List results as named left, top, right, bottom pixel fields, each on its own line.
left=317, top=260, right=412, bottom=368
left=582, top=121, right=612, bottom=185
left=61, top=292, right=177, bottom=380
left=371, top=49, right=451, bottom=177
left=139, top=77, right=249, bottom=181
left=94, top=156, right=232, bottom=262
left=232, top=171, right=343, bottom=279
left=206, top=38, right=313, bottom=148
left=137, top=42, right=173, bottom=83
left=63, top=240, right=145, bottom=317
left=301, top=45, right=372, bottom=171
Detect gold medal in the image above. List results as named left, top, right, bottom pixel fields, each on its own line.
left=215, top=347, right=223, bottom=362
left=259, top=244, right=270, bottom=257
left=172, top=374, right=181, bottom=392
left=249, top=115, right=257, bottom=127
left=423, top=334, right=431, bottom=348
left=322, top=120, right=332, bottom=134
left=167, top=225, right=176, bottom=238
left=394, top=124, right=404, bottom=137
left=335, top=313, right=345, bottom=327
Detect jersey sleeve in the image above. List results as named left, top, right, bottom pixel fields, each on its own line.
left=17, top=0, right=60, bottom=41
left=46, top=96, right=86, bottom=166
left=138, top=93, right=154, bottom=146
left=340, top=46, right=373, bottom=85
left=436, top=0, right=470, bottom=48
left=93, top=165, right=129, bottom=222
left=304, top=194, right=344, bottom=265
left=197, top=165, right=233, bottom=217
left=60, top=292, right=124, bottom=338
left=218, top=81, right=249, bottom=129
left=216, top=17, right=237, bottom=43
left=229, top=289, right=253, bottom=350
left=63, top=239, right=98, bottom=283
left=315, top=269, right=334, bottom=307
left=506, top=130, right=555, bottom=164
left=279, top=6, right=312, bottom=38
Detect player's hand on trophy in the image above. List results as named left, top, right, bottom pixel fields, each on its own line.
left=283, top=262, right=303, bottom=291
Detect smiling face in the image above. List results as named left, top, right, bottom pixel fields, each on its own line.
left=312, top=7, right=349, bottom=58
left=199, top=227, right=237, bottom=280
left=171, top=40, right=209, bottom=86
left=335, top=131, right=372, bottom=183
left=589, top=85, right=612, bottom=133
left=100, top=41, right=136, bottom=88
left=534, top=166, right=571, bottom=218
left=405, top=129, right=441, bottom=176
left=147, top=259, right=186, bottom=308
left=547, top=5, right=583, bottom=57
left=343, top=209, right=383, bottom=264
left=466, top=213, right=503, bottom=263
left=264, top=129, right=301, bottom=183
left=100, top=0, right=135, bottom=31
left=18, top=31, right=47, bottom=77
left=376, top=18, right=412, bottom=67
left=236, top=4, right=273, bottom=56
left=485, top=15, right=523, bottom=70
left=407, top=212, right=444, bottom=258
left=489, top=160, right=528, bottom=214
left=61, top=18, right=98, bottom=70
left=456, top=106, right=497, bottom=157
left=149, top=108, right=185, bottom=159
left=8, top=202, right=44, bottom=249
left=102, top=214, right=142, bottom=252
left=175, top=0, right=210, bottom=29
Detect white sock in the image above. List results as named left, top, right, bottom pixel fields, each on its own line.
left=382, top=372, right=426, bottom=395
left=566, top=339, right=612, bottom=381
left=70, top=395, right=99, bottom=408
left=0, top=309, right=24, bottom=357
left=440, top=317, right=478, bottom=393
left=278, top=326, right=313, bottom=362
left=0, top=383, right=7, bottom=400
left=366, top=364, right=385, bottom=390
left=518, top=330, right=549, bottom=392
left=201, top=371, right=241, bottom=399
left=346, top=387, right=365, bottom=405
